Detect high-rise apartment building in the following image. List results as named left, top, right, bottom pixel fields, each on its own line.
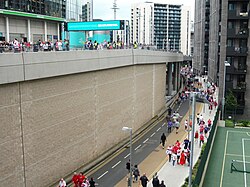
left=193, top=0, right=210, bottom=75
left=194, top=0, right=249, bottom=116
left=82, top=0, right=93, bottom=22
left=66, top=0, right=84, bottom=21
left=0, top=0, right=65, bottom=42
left=130, top=2, right=191, bottom=55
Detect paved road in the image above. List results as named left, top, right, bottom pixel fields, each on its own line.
left=83, top=99, right=190, bottom=187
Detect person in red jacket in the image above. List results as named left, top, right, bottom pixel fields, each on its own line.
left=199, top=133, right=205, bottom=147
left=72, top=172, right=79, bottom=187
left=195, top=130, right=199, bottom=142
left=78, top=173, right=86, bottom=187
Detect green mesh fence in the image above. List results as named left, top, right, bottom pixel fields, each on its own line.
left=193, top=109, right=220, bottom=185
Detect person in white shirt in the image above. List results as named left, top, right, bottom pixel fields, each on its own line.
left=58, top=178, right=66, bottom=187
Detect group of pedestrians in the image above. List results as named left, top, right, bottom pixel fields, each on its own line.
left=125, top=160, right=167, bottom=187
left=70, top=172, right=97, bottom=187
left=166, top=139, right=191, bottom=167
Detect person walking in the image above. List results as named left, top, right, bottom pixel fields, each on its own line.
left=160, top=133, right=167, bottom=149
left=152, top=175, right=160, bottom=187
left=58, top=178, right=66, bottom=187
left=167, top=120, right=172, bottom=133
left=133, top=165, right=140, bottom=182
left=172, top=153, right=177, bottom=166
left=195, top=130, right=199, bottom=143
left=126, top=160, right=131, bottom=174
left=166, top=145, right=172, bottom=162
left=167, top=106, right=172, bottom=116
left=89, top=177, right=98, bottom=187
left=179, top=150, right=186, bottom=166
left=199, top=133, right=205, bottom=147
left=159, top=180, right=166, bottom=187
left=183, top=138, right=189, bottom=149
left=140, top=173, right=149, bottom=187
left=175, top=119, right=180, bottom=134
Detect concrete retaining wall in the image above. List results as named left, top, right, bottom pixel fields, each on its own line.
left=0, top=63, right=167, bottom=187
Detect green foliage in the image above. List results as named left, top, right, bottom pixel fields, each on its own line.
left=225, top=119, right=235, bottom=128
left=225, top=91, right=237, bottom=110
left=236, top=120, right=250, bottom=127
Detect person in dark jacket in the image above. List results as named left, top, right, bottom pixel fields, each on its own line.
left=160, top=133, right=167, bottom=149
left=152, top=175, right=160, bottom=187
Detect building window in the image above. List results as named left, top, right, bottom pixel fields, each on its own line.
left=228, top=3, right=235, bottom=10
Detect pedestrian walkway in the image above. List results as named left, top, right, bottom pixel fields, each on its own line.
left=115, top=76, right=218, bottom=187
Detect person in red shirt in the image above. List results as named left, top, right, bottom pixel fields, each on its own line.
left=72, top=172, right=79, bottom=187
left=179, top=151, right=186, bottom=165
left=195, top=131, right=199, bottom=142
left=208, top=119, right=212, bottom=128
left=78, top=173, right=86, bottom=187
left=199, top=134, right=205, bottom=147
left=175, top=140, right=181, bottom=148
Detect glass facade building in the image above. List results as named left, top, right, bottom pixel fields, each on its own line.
left=0, top=0, right=66, bottom=18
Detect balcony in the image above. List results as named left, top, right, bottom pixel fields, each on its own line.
left=228, top=10, right=249, bottom=20
left=226, top=81, right=246, bottom=92
left=227, top=65, right=247, bottom=74
left=226, top=46, right=248, bottom=56
left=227, top=28, right=249, bottom=38
left=229, top=0, right=249, bottom=1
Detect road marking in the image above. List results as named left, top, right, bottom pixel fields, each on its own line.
left=112, top=161, right=121, bottom=168
left=143, top=138, right=149, bottom=143
left=157, top=127, right=161, bottom=132
left=124, top=153, right=130, bottom=159
left=135, top=145, right=141, bottom=151
left=162, top=123, right=165, bottom=127
left=220, top=131, right=228, bottom=187
left=150, top=132, right=155, bottom=137
left=226, top=153, right=250, bottom=158
left=242, top=138, right=250, bottom=187
left=247, top=132, right=250, bottom=137
left=97, top=171, right=108, bottom=180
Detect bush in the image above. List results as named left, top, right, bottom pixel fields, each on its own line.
left=238, top=120, right=249, bottom=127
left=225, top=119, right=234, bottom=128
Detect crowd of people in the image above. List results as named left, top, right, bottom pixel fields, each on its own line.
left=0, top=38, right=169, bottom=53
left=0, top=38, right=70, bottom=53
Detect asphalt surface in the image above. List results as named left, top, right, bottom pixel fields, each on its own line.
left=86, top=99, right=190, bottom=187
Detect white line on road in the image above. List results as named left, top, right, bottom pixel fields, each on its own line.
left=162, top=123, right=165, bottom=127
left=143, top=138, right=149, bottom=143
left=97, top=171, right=108, bottom=180
left=150, top=132, right=155, bottom=137
left=220, top=131, right=228, bottom=187
left=157, top=127, right=161, bottom=132
left=112, top=161, right=121, bottom=168
left=135, top=145, right=141, bottom=151
left=124, top=153, right=130, bottom=159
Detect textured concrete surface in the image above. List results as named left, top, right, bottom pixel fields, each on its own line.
left=0, top=64, right=166, bottom=187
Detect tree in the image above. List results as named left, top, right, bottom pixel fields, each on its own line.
left=225, top=90, right=237, bottom=110
left=225, top=90, right=238, bottom=122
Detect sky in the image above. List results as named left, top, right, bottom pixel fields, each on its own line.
left=92, top=0, right=195, bottom=21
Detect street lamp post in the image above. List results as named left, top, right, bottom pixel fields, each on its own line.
left=222, top=61, right=231, bottom=120
left=188, top=92, right=196, bottom=187
left=122, top=127, right=132, bottom=187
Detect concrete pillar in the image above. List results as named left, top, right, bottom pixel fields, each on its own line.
left=5, top=17, right=9, bottom=42
left=27, top=19, right=31, bottom=42
left=177, top=63, right=181, bottom=90
left=173, top=63, right=178, bottom=91
left=57, top=23, right=60, bottom=40
left=44, top=21, right=47, bottom=41
left=168, top=63, right=173, bottom=95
